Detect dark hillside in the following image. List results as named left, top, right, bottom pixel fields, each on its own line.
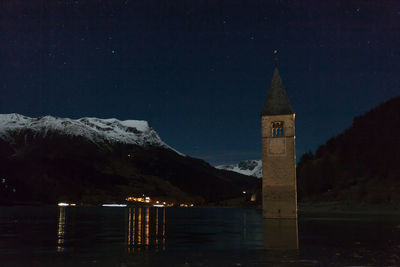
left=297, top=96, right=400, bottom=203
left=0, top=130, right=257, bottom=205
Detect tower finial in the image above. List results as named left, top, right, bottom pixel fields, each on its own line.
left=273, top=50, right=278, bottom=67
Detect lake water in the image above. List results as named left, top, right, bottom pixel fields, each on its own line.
left=1, top=206, right=400, bottom=266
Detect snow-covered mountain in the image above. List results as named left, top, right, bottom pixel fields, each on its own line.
left=0, top=114, right=259, bottom=205
left=216, top=160, right=262, bottom=178
left=0, top=113, right=182, bottom=155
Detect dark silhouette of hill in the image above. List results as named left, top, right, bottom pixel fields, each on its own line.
left=0, top=129, right=257, bottom=205
left=297, top=96, right=400, bottom=203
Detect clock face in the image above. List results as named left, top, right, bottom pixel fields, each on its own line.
left=268, top=138, right=286, bottom=156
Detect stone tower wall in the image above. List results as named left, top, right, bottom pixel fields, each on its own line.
left=261, top=114, right=297, bottom=218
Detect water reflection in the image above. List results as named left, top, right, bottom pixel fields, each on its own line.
left=127, top=207, right=166, bottom=252
left=263, top=219, right=298, bottom=250
left=3, top=206, right=400, bottom=265
left=145, top=208, right=149, bottom=246
left=137, top=207, right=141, bottom=246
left=57, top=207, right=66, bottom=252
left=162, top=208, right=166, bottom=250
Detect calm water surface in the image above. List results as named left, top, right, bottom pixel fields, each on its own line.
left=1, top=206, right=400, bottom=266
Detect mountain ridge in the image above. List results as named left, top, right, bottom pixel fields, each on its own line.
left=216, top=160, right=262, bottom=178
left=0, top=113, right=180, bottom=153
left=0, top=113, right=258, bottom=205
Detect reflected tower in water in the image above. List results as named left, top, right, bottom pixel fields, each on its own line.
left=263, top=219, right=298, bottom=250
left=127, top=207, right=166, bottom=252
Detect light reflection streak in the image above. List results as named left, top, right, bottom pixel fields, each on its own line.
left=132, top=208, right=135, bottom=250
left=163, top=208, right=166, bottom=251
left=145, top=208, right=149, bottom=246
left=155, top=208, right=159, bottom=250
left=128, top=208, right=131, bottom=252
left=127, top=208, right=136, bottom=252
left=138, top=207, right=142, bottom=246
left=126, top=207, right=166, bottom=253
left=57, top=207, right=66, bottom=252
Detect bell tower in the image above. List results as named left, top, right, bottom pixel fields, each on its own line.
left=261, top=60, right=297, bottom=219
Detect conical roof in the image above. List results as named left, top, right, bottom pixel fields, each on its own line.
left=261, top=67, right=294, bottom=115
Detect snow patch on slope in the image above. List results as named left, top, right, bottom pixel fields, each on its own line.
left=216, top=160, right=262, bottom=178
left=0, top=113, right=183, bottom=155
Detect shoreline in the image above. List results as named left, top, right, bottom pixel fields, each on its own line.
left=299, top=201, right=400, bottom=216
left=2, top=201, right=400, bottom=216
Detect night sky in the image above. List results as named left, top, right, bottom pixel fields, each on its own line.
left=1, top=1, right=399, bottom=165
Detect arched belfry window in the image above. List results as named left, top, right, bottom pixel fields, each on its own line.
left=271, top=121, right=284, bottom=137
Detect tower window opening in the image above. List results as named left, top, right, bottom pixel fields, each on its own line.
left=271, top=121, right=284, bottom=137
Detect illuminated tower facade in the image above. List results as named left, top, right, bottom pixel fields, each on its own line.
left=261, top=66, right=297, bottom=219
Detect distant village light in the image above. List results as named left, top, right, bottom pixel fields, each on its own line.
left=124, top=196, right=192, bottom=208
left=58, top=202, right=76, bottom=206
left=102, top=204, right=127, bottom=207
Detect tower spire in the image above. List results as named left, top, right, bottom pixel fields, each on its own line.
left=261, top=57, right=294, bottom=116
left=273, top=50, right=278, bottom=68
